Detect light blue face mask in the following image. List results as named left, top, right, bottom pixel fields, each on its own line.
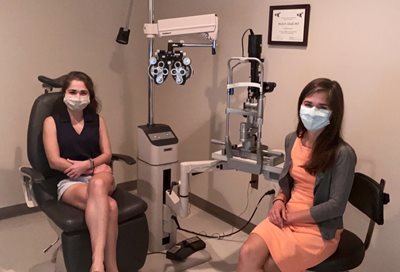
left=300, top=105, right=332, bottom=132
left=63, top=94, right=90, bottom=111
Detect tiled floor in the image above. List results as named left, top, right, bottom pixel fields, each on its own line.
left=0, top=205, right=247, bottom=272
left=0, top=212, right=57, bottom=272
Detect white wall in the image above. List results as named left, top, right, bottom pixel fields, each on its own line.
left=0, top=0, right=149, bottom=208
left=155, top=0, right=400, bottom=270
left=1, top=0, right=399, bottom=270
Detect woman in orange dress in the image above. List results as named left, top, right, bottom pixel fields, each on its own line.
left=237, top=78, right=357, bottom=272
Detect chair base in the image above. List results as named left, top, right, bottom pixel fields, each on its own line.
left=62, top=214, right=148, bottom=272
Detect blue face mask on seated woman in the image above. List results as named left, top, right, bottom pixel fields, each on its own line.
left=300, top=105, right=332, bottom=131
left=63, top=93, right=90, bottom=111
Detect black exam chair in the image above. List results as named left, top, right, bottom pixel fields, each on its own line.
left=20, top=75, right=149, bottom=272
left=308, top=172, right=390, bottom=272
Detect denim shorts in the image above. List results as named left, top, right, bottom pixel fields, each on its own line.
left=57, top=175, right=92, bottom=200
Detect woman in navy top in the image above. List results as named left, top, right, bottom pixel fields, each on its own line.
left=43, top=71, right=117, bottom=272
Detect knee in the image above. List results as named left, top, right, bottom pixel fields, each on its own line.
left=239, top=241, right=256, bottom=262
left=239, top=238, right=269, bottom=265
left=88, top=177, right=108, bottom=195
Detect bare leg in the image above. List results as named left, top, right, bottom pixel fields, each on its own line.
left=85, top=173, right=115, bottom=272
left=237, top=233, right=270, bottom=272
left=62, top=172, right=116, bottom=272
left=104, top=197, right=119, bottom=272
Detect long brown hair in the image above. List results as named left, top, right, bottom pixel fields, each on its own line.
left=61, top=71, right=99, bottom=113
left=296, top=78, right=345, bottom=174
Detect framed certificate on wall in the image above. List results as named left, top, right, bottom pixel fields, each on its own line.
left=268, top=4, right=311, bottom=46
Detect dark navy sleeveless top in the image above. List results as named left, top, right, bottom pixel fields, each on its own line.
left=52, top=104, right=101, bottom=161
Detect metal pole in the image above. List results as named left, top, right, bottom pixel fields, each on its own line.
left=148, top=0, right=155, bottom=126
left=125, top=0, right=134, bottom=29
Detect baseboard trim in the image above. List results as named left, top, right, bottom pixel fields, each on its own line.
left=0, top=203, right=40, bottom=220
left=189, top=193, right=255, bottom=234
left=112, top=180, right=256, bottom=234
left=1, top=180, right=254, bottom=235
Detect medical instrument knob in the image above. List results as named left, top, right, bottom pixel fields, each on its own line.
left=175, top=75, right=184, bottom=85
left=183, top=57, right=191, bottom=66
left=149, top=57, right=157, bottom=65
left=156, top=74, right=164, bottom=84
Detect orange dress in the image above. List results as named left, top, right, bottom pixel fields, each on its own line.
left=252, top=137, right=341, bottom=272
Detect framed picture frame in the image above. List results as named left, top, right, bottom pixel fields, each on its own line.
left=268, top=4, right=311, bottom=46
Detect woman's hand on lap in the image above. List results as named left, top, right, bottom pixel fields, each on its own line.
left=268, top=200, right=287, bottom=228
left=64, top=159, right=90, bottom=178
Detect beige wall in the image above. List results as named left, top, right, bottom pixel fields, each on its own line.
left=1, top=0, right=399, bottom=270
left=0, top=0, right=149, bottom=208
left=155, top=0, right=400, bottom=270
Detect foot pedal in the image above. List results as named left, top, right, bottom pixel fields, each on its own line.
left=166, top=236, right=206, bottom=261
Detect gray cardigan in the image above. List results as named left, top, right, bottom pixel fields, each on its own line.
left=279, top=132, right=357, bottom=240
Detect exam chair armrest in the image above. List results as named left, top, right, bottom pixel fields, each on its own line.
left=111, top=153, right=136, bottom=165
left=20, top=166, right=45, bottom=183
left=20, top=167, right=63, bottom=207
left=19, top=166, right=46, bottom=208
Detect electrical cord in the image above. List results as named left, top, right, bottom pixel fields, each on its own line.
left=171, top=189, right=275, bottom=239
left=241, top=28, right=254, bottom=57
left=231, top=182, right=252, bottom=233
left=147, top=251, right=166, bottom=256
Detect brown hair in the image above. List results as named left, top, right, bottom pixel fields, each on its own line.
left=296, top=78, right=345, bottom=174
left=61, top=71, right=99, bottom=113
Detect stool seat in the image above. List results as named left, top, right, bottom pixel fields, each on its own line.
left=308, top=173, right=389, bottom=272
left=308, top=229, right=365, bottom=271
